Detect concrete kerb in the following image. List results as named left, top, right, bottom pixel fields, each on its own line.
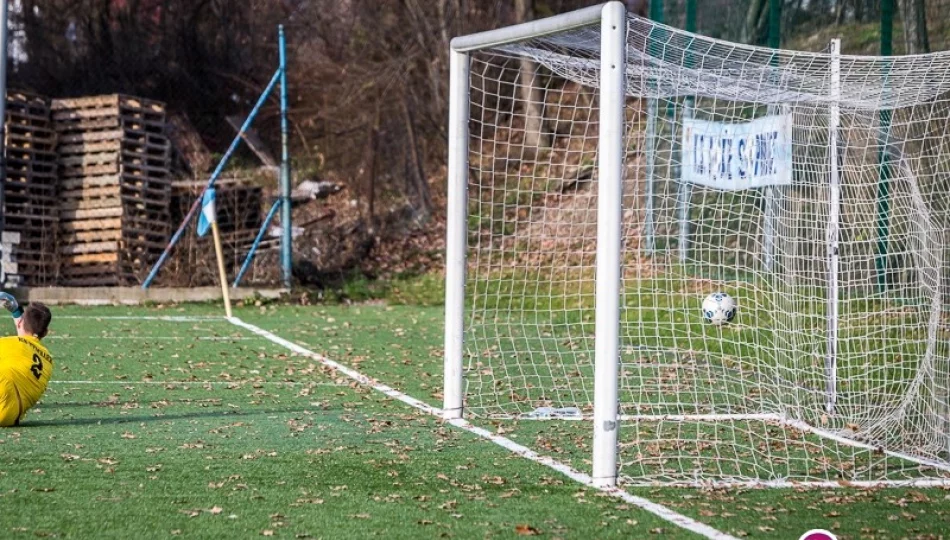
left=9, top=287, right=288, bottom=306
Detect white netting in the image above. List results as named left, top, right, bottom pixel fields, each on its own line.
left=460, top=14, right=950, bottom=485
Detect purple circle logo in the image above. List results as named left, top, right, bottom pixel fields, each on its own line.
left=799, top=530, right=837, bottom=540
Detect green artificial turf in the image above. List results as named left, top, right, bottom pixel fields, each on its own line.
left=0, top=302, right=945, bottom=539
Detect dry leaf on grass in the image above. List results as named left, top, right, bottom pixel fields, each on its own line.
left=515, top=524, right=541, bottom=536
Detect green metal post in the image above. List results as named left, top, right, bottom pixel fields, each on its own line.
left=675, top=0, right=696, bottom=262
left=649, top=0, right=662, bottom=22
left=685, top=0, right=695, bottom=32
left=762, top=0, right=781, bottom=271
left=877, top=0, right=894, bottom=292
left=768, top=0, right=780, bottom=49
left=644, top=0, right=663, bottom=254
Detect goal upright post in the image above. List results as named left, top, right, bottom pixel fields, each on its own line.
left=444, top=48, right=470, bottom=420
left=592, top=0, right=626, bottom=488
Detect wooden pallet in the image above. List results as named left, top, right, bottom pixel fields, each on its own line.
left=60, top=161, right=172, bottom=180
left=60, top=197, right=169, bottom=214
left=60, top=214, right=171, bottom=232
left=50, top=94, right=174, bottom=287
left=53, top=116, right=164, bottom=135
left=61, top=183, right=169, bottom=201
left=59, top=149, right=170, bottom=168
left=2, top=180, right=57, bottom=196
left=51, top=94, right=166, bottom=114
left=59, top=139, right=170, bottom=158
left=58, top=129, right=167, bottom=145
left=60, top=172, right=171, bottom=191
left=5, top=132, right=56, bottom=152
left=60, top=226, right=169, bottom=245
left=166, top=179, right=264, bottom=287
left=3, top=90, right=59, bottom=286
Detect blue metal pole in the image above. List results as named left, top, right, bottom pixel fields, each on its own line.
left=232, top=198, right=282, bottom=288
left=141, top=68, right=282, bottom=289
left=279, top=25, right=293, bottom=289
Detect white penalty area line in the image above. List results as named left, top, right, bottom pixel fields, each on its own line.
left=227, top=316, right=735, bottom=540
left=50, top=380, right=347, bottom=387
left=58, top=316, right=221, bottom=321
left=47, top=336, right=262, bottom=341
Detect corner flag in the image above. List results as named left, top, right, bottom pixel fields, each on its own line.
left=197, top=188, right=216, bottom=237
left=196, top=185, right=232, bottom=318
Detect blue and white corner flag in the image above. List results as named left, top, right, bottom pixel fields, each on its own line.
left=197, top=188, right=217, bottom=237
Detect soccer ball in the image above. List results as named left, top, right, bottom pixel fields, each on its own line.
left=702, top=292, right=736, bottom=325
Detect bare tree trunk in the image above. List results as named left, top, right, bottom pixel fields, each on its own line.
left=401, top=96, right=432, bottom=222
left=854, top=0, right=865, bottom=22
left=913, top=0, right=930, bottom=53
left=899, top=0, right=930, bottom=54
left=362, top=110, right=380, bottom=230
left=437, top=0, right=451, bottom=51
left=514, top=0, right=547, bottom=151
left=741, top=0, right=766, bottom=44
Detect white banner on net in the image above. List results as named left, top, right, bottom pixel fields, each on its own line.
left=681, top=114, right=793, bottom=190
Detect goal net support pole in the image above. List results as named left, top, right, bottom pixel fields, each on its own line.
left=826, top=38, right=841, bottom=415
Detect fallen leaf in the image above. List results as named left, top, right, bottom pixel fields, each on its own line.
left=515, top=524, right=540, bottom=536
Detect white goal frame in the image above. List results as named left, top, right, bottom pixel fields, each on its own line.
left=444, top=1, right=950, bottom=489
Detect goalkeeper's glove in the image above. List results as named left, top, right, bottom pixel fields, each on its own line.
left=0, top=292, right=22, bottom=318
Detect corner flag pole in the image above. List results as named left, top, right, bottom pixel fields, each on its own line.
left=211, top=219, right=233, bottom=319
left=198, top=188, right=232, bottom=319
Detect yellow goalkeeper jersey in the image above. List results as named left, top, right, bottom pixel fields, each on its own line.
left=0, top=335, right=53, bottom=426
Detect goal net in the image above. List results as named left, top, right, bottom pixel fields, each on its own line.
left=445, top=3, right=950, bottom=487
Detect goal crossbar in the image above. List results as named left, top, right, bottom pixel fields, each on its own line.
left=450, top=4, right=606, bottom=52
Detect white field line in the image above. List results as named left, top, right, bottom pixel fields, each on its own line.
left=227, top=316, right=735, bottom=540
left=58, top=316, right=220, bottom=321
left=50, top=380, right=347, bottom=386
left=622, top=478, right=950, bottom=489
left=511, top=413, right=784, bottom=422
left=48, top=336, right=261, bottom=341
left=781, top=417, right=950, bottom=475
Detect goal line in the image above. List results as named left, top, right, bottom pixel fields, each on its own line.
left=510, top=410, right=950, bottom=484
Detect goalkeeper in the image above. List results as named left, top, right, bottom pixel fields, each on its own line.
left=0, top=293, right=53, bottom=426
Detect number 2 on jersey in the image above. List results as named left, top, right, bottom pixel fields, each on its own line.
left=30, top=354, right=42, bottom=379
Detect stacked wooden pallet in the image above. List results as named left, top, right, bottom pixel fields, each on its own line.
left=4, top=90, right=59, bottom=285
left=167, top=178, right=263, bottom=286
left=52, top=94, right=172, bottom=286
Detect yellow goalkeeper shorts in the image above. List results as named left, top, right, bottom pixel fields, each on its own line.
left=0, top=379, right=23, bottom=427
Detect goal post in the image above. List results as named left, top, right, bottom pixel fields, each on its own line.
left=446, top=2, right=950, bottom=487
left=591, top=0, right=625, bottom=489
left=444, top=46, right=470, bottom=421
